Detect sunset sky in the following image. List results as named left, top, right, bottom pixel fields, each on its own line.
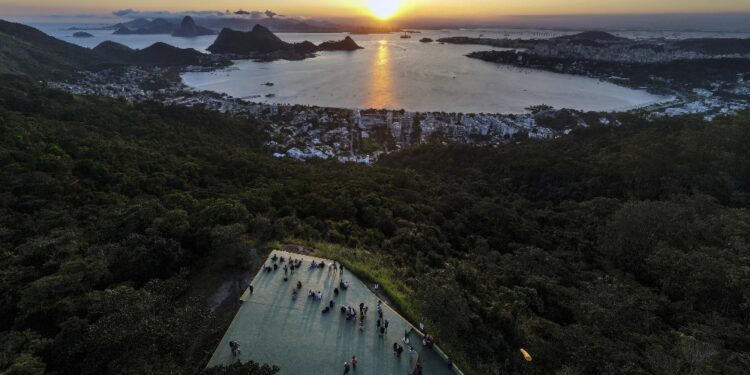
left=1, top=0, right=749, bottom=20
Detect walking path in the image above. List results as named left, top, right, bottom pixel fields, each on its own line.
left=208, top=251, right=459, bottom=375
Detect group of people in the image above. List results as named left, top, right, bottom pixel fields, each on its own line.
left=270, top=254, right=304, bottom=269
left=322, top=299, right=335, bottom=314
left=261, top=254, right=439, bottom=374
left=393, top=333, right=428, bottom=375
left=376, top=317, right=390, bottom=336
left=307, top=289, right=324, bottom=300
left=265, top=255, right=304, bottom=274
left=327, top=261, right=344, bottom=274
left=340, top=301, right=369, bottom=323
left=342, top=355, right=357, bottom=374
left=309, top=259, right=330, bottom=269
left=342, top=305, right=359, bottom=320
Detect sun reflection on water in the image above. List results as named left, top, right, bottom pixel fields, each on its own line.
left=366, top=40, right=394, bottom=109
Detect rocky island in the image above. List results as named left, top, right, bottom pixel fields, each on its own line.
left=318, top=36, right=364, bottom=51
left=72, top=31, right=93, bottom=38
left=420, top=37, right=433, bottom=43
left=207, top=24, right=363, bottom=61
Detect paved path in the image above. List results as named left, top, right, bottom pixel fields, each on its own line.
left=208, top=251, right=457, bottom=375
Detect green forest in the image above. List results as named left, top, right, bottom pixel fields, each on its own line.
left=1, top=74, right=749, bottom=375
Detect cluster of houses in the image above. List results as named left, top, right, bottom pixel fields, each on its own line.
left=47, top=65, right=749, bottom=165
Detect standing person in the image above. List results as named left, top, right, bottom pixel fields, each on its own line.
left=351, top=356, right=358, bottom=370
left=384, top=319, right=389, bottom=332
left=249, top=285, right=254, bottom=294
left=229, top=340, right=241, bottom=356
left=343, top=361, right=350, bottom=375
left=408, top=347, right=416, bottom=367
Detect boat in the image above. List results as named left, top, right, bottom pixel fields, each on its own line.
left=400, top=33, right=411, bottom=39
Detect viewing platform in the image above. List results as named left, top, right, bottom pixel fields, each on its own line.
left=208, top=250, right=460, bottom=375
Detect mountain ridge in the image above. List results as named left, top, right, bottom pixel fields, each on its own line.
left=93, top=40, right=208, bottom=67
left=0, top=19, right=108, bottom=79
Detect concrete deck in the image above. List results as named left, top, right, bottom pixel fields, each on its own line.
left=208, top=251, right=458, bottom=375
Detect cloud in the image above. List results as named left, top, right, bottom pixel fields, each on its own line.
left=48, top=13, right=104, bottom=19
left=112, top=9, right=284, bottom=20
left=112, top=9, right=136, bottom=17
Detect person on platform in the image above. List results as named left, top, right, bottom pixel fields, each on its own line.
left=229, top=340, right=241, bottom=356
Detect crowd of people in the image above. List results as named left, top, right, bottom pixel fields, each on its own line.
left=241, top=253, right=445, bottom=375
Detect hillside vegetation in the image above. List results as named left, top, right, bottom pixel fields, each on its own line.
left=0, top=19, right=217, bottom=80
left=0, top=75, right=749, bottom=375
left=0, top=20, right=107, bottom=79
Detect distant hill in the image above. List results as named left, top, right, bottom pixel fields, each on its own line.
left=208, top=24, right=363, bottom=58
left=94, top=41, right=206, bottom=67
left=172, top=16, right=215, bottom=37
left=0, top=19, right=108, bottom=79
left=554, top=31, right=629, bottom=42
left=114, top=18, right=177, bottom=35
left=92, top=41, right=135, bottom=61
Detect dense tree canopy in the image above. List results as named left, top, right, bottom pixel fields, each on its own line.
left=1, top=75, right=749, bottom=374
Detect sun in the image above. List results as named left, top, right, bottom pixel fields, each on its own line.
left=366, top=0, right=401, bottom=20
